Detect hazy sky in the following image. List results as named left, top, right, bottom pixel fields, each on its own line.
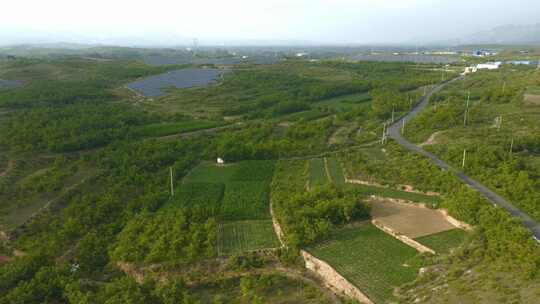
left=1, top=0, right=539, bottom=45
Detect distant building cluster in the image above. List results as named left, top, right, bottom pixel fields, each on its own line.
left=472, top=49, right=498, bottom=57
left=462, top=60, right=539, bottom=76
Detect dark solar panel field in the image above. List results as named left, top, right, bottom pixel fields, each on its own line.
left=127, top=68, right=228, bottom=97
left=0, top=79, right=23, bottom=90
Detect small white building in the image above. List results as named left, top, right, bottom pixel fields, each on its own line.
left=217, top=158, right=225, bottom=165
left=476, top=62, right=502, bottom=70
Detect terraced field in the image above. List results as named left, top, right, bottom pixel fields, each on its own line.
left=221, top=181, right=270, bottom=220
left=326, top=157, right=345, bottom=186
left=171, top=160, right=277, bottom=255
left=308, top=223, right=419, bottom=303
left=218, top=220, right=279, bottom=255
left=309, top=158, right=328, bottom=187
left=415, top=228, right=467, bottom=254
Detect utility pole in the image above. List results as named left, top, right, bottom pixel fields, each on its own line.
left=509, top=138, right=514, bottom=159
left=169, top=166, right=174, bottom=196
left=497, top=115, right=502, bottom=131
left=464, top=91, right=470, bottom=126
left=401, top=118, right=406, bottom=135
left=381, top=123, right=386, bottom=144
left=502, top=81, right=506, bottom=94
left=409, top=97, right=412, bottom=110
left=462, top=149, right=467, bottom=169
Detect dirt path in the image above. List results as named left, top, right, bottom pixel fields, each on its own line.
left=419, top=131, right=443, bottom=147
left=0, top=159, right=14, bottom=177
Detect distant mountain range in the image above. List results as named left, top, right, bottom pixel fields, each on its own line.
left=453, top=24, right=540, bottom=45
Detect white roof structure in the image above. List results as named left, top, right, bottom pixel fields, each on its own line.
left=477, top=62, right=502, bottom=70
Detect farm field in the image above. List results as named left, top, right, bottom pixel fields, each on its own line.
left=172, top=160, right=277, bottom=255
left=127, top=68, right=228, bottom=97
left=328, top=152, right=441, bottom=204
left=166, top=182, right=224, bottom=215
left=415, top=228, right=467, bottom=254
left=218, top=220, right=279, bottom=256
left=221, top=181, right=270, bottom=220
left=309, top=158, right=328, bottom=187
left=326, top=157, right=345, bottom=186
left=132, top=120, right=223, bottom=138
left=276, top=109, right=329, bottom=122
left=370, top=198, right=456, bottom=238
left=184, top=162, right=239, bottom=184
left=308, top=223, right=419, bottom=303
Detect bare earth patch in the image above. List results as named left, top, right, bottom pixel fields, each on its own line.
left=419, top=131, right=443, bottom=147
left=0, top=159, right=14, bottom=177
left=524, top=94, right=540, bottom=106
left=370, top=198, right=455, bottom=238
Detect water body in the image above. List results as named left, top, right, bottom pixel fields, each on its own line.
left=127, top=68, right=228, bottom=97
left=350, top=54, right=458, bottom=64
left=0, top=79, right=23, bottom=90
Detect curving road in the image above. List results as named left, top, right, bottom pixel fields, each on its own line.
left=387, top=77, right=540, bottom=240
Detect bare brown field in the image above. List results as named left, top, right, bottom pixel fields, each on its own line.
left=524, top=94, right=540, bottom=105
left=370, top=198, right=455, bottom=238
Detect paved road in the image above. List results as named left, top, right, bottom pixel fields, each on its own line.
left=387, top=78, right=540, bottom=240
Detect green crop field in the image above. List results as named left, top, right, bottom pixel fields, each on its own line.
left=132, top=120, right=223, bottom=138
left=326, top=157, right=346, bottom=186
left=314, top=92, right=372, bottom=111
left=277, top=109, right=329, bottom=122
left=221, top=181, right=270, bottom=220
left=184, top=162, right=239, bottom=184
left=230, top=160, right=275, bottom=182
left=308, top=223, right=419, bottom=303
left=166, top=182, right=224, bottom=214
left=218, top=220, right=280, bottom=256
left=526, top=85, right=540, bottom=95
left=168, top=160, right=277, bottom=255
left=415, top=228, right=467, bottom=254
left=309, top=158, right=328, bottom=187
